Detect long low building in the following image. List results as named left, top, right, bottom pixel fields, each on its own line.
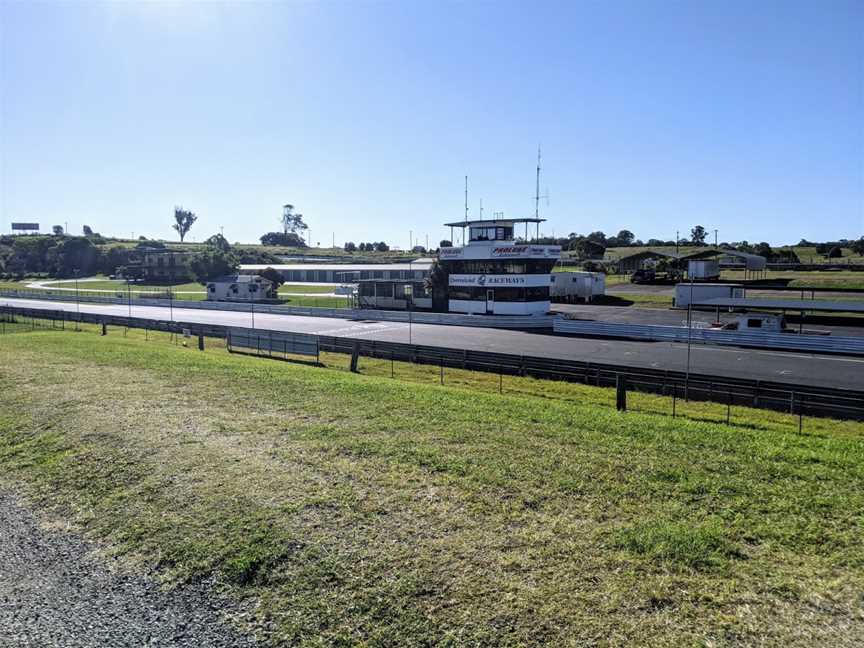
left=240, top=260, right=434, bottom=283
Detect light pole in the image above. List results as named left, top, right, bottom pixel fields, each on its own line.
left=405, top=284, right=413, bottom=345
left=74, top=268, right=80, bottom=330
left=685, top=278, right=694, bottom=400
left=126, top=277, right=132, bottom=318
left=168, top=287, right=174, bottom=324
left=251, top=300, right=255, bottom=329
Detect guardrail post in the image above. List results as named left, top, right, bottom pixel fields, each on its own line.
left=616, top=374, right=627, bottom=411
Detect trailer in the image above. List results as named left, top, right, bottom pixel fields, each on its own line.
left=551, top=271, right=605, bottom=303
left=687, top=259, right=720, bottom=281
left=673, top=283, right=744, bottom=308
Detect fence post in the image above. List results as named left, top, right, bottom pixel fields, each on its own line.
left=101, top=321, right=107, bottom=336
left=726, top=390, right=731, bottom=425
left=798, top=393, right=804, bottom=434
left=198, top=334, right=204, bottom=351
left=672, top=384, right=677, bottom=418
left=499, top=366, right=503, bottom=394
left=350, top=341, right=360, bottom=373
left=439, top=356, right=444, bottom=385
left=391, top=350, right=394, bottom=378
left=616, top=374, right=627, bottom=411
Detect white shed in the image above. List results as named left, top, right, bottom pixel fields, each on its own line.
left=206, top=274, right=275, bottom=302
left=550, top=271, right=606, bottom=303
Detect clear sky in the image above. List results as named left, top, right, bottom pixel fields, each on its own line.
left=1, top=1, right=862, bottom=248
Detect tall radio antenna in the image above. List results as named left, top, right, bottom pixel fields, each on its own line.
left=534, top=145, right=542, bottom=220
left=464, top=175, right=469, bottom=222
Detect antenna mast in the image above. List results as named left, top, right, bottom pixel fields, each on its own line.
left=534, top=145, right=542, bottom=220
left=464, top=175, right=469, bottom=222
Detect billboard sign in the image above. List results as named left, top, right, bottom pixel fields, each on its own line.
left=11, top=222, right=40, bottom=231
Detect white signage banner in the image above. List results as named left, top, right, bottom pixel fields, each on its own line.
left=438, top=245, right=561, bottom=260
left=448, top=274, right=552, bottom=288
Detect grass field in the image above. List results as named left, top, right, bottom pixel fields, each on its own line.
left=1, top=326, right=862, bottom=646
left=720, top=270, right=864, bottom=290
left=7, top=277, right=348, bottom=307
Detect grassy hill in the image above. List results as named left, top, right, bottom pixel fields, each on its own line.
left=1, top=329, right=862, bottom=646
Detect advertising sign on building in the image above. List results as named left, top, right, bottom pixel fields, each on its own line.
left=448, top=274, right=552, bottom=287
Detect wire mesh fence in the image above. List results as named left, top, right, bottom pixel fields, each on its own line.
left=2, top=305, right=862, bottom=433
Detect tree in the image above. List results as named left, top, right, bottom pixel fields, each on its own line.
left=374, top=241, right=390, bottom=252
left=586, top=231, right=607, bottom=245
left=172, top=207, right=197, bottom=242
left=204, top=233, right=231, bottom=252
left=82, top=225, right=93, bottom=236
left=616, top=230, right=636, bottom=246
left=258, top=266, right=285, bottom=297
left=753, top=242, right=773, bottom=259
left=188, top=248, right=238, bottom=283
left=690, top=225, right=707, bottom=246
left=411, top=245, right=427, bottom=254
left=52, top=225, right=64, bottom=236
left=439, top=239, right=452, bottom=248
left=281, top=204, right=308, bottom=237
left=259, top=232, right=306, bottom=247
left=53, top=237, right=99, bottom=277
left=343, top=242, right=357, bottom=252
left=827, top=246, right=842, bottom=259
left=851, top=237, right=864, bottom=256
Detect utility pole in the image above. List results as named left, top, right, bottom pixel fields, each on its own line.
left=409, top=230, right=413, bottom=250
left=714, top=229, right=718, bottom=247
left=676, top=230, right=680, bottom=255
left=220, top=225, right=224, bottom=238
left=685, top=278, right=694, bottom=400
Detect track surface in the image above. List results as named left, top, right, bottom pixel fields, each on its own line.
left=3, top=297, right=864, bottom=390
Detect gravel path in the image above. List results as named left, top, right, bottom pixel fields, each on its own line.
left=0, top=491, right=260, bottom=648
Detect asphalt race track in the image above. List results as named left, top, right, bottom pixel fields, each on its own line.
left=3, top=297, right=863, bottom=390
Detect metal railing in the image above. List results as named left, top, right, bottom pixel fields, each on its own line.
left=0, top=290, right=555, bottom=329
left=554, top=318, right=864, bottom=356
left=2, top=304, right=863, bottom=422
left=226, top=328, right=319, bottom=359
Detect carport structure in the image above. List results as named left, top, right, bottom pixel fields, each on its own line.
left=694, top=296, right=864, bottom=332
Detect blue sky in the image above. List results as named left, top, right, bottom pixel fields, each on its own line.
left=1, top=1, right=862, bottom=247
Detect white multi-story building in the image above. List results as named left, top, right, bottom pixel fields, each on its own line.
left=438, top=218, right=561, bottom=316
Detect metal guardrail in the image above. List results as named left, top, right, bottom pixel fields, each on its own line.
left=553, top=319, right=864, bottom=356
left=0, top=290, right=554, bottom=329
left=3, top=304, right=863, bottom=422
left=226, top=328, right=319, bottom=359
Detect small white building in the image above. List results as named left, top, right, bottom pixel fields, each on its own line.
left=674, top=283, right=744, bottom=308
left=550, top=271, right=606, bottom=302
left=206, top=274, right=275, bottom=302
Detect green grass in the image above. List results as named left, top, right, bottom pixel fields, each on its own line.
left=278, top=284, right=339, bottom=294
left=720, top=270, right=864, bottom=290
left=1, top=328, right=863, bottom=646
